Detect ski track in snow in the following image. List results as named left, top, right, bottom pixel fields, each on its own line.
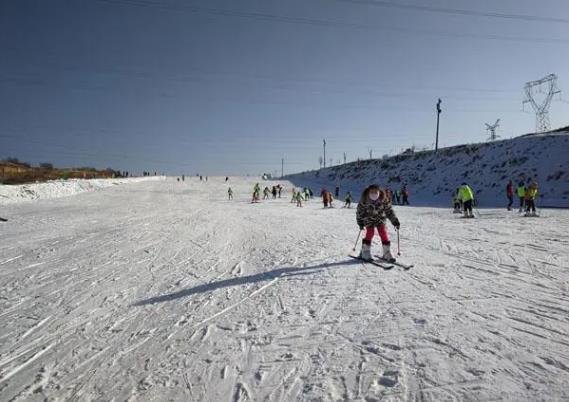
left=1, top=177, right=569, bottom=401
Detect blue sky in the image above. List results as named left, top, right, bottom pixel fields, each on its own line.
left=1, top=0, right=568, bottom=176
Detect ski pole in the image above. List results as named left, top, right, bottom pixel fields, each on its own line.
left=397, top=228, right=401, bottom=256
left=352, top=230, right=362, bottom=252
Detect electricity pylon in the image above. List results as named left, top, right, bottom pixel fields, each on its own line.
left=523, top=74, right=561, bottom=133
left=486, top=119, right=500, bottom=141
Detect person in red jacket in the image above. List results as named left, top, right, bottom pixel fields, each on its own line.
left=506, top=180, right=514, bottom=210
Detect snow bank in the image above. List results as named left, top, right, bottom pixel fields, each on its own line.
left=286, top=130, right=569, bottom=208
left=0, top=176, right=164, bottom=205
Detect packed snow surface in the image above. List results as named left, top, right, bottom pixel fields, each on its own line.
left=1, top=177, right=568, bottom=401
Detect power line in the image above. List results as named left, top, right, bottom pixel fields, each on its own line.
left=2, top=47, right=522, bottom=95
left=338, top=0, right=569, bottom=24
left=91, top=0, right=569, bottom=44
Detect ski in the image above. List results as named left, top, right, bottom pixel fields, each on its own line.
left=348, top=255, right=393, bottom=270
left=0, top=217, right=7, bottom=222
left=374, top=256, right=414, bottom=270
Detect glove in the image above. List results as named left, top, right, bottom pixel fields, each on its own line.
left=392, top=219, right=400, bottom=230
left=359, top=225, right=364, bottom=230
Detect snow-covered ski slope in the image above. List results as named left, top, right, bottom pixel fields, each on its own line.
left=0, top=176, right=164, bottom=205
left=286, top=129, right=569, bottom=208
left=1, top=177, right=569, bottom=401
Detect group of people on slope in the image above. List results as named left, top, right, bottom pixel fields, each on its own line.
left=290, top=187, right=313, bottom=207
left=246, top=183, right=284, bottom=203
left=507, top=179, right=539, bottom=216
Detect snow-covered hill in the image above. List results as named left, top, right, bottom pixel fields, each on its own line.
left=287, top=129, right=569, bottom=208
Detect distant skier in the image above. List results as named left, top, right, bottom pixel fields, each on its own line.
left=516, top=181, right=526, bottom=212
left=200, top=175, right=203, bottom=181
left=252, top=183, right=261, bottom=203
left=228, top=187, right=233, bottom=200
left=385, top=187, right=393, bottom=204
left=335, top=186, right=340, bottom=198
left=394, top=189, right=401, bottom=205
left=182, top=175, right=185, bottom=181
left=291, top=188, right=297, bottom=203
left=304, top=188, right=310, bottom=201
left=344, top=191, right=353, bottom=208
left=524, top=181, right=539, bottom=216
left=263, top=187, right=270, bottom=200
left=272, top=186, right=277, bottom=199
left=401, top=186, right=410, bottom=205
left=225, top=176, right=229, bottom=182
left=321, top=188, right=333, bottom=208
left=506, top=180, right=514, bottom=211
left=295, top=190, right=304, bottom=207
left=309, top=188, right=314, bottom=198
left=356, top=185, right=400, bottom=262
left=452, top=188, right=462, bottom=213
left=277, top=184, right=282, bottom=198
left=458, top=182, right=475, bottom=218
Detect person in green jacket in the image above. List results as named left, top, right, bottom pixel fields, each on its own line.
left=295, top=190, right=304, bottom=207
left=516, top=181, right=526, bottom=212
left=458, top=182, right=475, bottom=218
left=344, top=191, right=353, bottom=208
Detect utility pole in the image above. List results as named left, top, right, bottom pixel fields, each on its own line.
left=323, top=139, right=327, bottom=168
left=435, top=98, right=442, bottom=153
left=281, top=158, right=284, bottom=178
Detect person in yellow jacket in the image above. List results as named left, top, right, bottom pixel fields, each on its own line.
left=524, top=181, right=538, bottom=216
left=516, top=181, right=526, bottom=212
left=458, top=182, right=475, bottom=218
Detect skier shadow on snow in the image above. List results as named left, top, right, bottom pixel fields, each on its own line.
left=132, top=259, right=359, bottom=306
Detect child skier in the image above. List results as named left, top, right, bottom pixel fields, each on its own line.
left=458, top=182, right=475, bottom=218
left=452, top=188, right=462, bottom=213
left=291, top=188, right=297, bottom=203
left=356, top=185, right=400, bottom=262
left=344, top=191, right=353, bottom=208
left=524, top=181, right=538, bottom=216
left=295, top=190, right=304, bottom=207
left=252, top=183, right=261, bottom=203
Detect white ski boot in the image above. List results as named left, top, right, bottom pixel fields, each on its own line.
left=359, top=242, right=372, bottom=261
left=382, top=242, right=396, bottom=263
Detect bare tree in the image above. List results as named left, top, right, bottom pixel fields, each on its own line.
left=318, top=156, right=323, bottom=168
left=368, top=148, right=373, bottom=159
left=343, top=152, right=347, bottom=164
